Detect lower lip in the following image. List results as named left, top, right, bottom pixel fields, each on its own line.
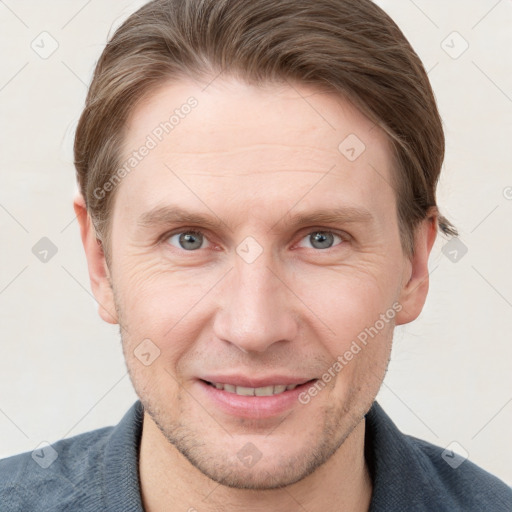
left=196, top=379, right=317, bottom=419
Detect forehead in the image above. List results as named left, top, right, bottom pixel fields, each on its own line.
left=114, top=76, right=396, bottom=226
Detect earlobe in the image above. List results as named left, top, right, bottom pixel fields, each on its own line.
left=73, top=193, right=118, bottom=325
left=395, top=212, right=438, bottom=326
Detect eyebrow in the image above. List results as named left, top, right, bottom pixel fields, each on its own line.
left=137, top=205, right=374, bottom=233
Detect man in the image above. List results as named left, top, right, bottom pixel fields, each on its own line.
left=1, top=0, right=511, bottom=510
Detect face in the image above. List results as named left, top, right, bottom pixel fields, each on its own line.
left=79, top=76, right=433, bottom=490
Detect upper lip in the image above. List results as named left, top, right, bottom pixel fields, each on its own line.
left=199, top=375, right=316, bottom=388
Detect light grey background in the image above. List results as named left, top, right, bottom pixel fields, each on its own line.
left=1, top=0, right=511, bottom=486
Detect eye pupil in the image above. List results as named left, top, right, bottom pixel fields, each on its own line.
left=179, top=231, right=203, bottom=250
left=310, top=231, right=334, bottom=249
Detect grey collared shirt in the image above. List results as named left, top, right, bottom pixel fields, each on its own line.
left=1, top=400, right=511, bottom=511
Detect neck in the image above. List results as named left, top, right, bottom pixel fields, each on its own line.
left=139, top=413, right=373, bottom=512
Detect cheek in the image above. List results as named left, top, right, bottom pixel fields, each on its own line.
left=295, top=263, right=397, bottom=326
left=291, top=265, right=398, bottom=380
left=114, top=256, right=218, bottom=357
left=117, top=252, right=207, bottom=312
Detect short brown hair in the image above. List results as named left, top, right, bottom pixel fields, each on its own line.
left=74, top=0, right=457, bottom=263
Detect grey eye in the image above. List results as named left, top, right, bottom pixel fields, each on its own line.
left=299, top=231, right=342, bottom=250
left=167, top=231, right=207, bottom=251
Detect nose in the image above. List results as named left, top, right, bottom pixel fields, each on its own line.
left=212, top=248, right=298, bottom=354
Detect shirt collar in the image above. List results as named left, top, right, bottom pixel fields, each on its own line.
left=365, top=401, right=448, bottom=511
left=103, top=400, right=145, bottom=511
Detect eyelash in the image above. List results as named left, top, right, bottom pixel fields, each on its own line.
left=160, top=227, right=350, bottom=253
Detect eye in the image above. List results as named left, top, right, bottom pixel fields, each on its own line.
left=163, top=229, right=347, bottom=253
left=166, top=230, right=211, bottom=251
left=297, top=230, right=345, bottom=250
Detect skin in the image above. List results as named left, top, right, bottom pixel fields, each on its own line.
left=75, top=76, right=437, bottom=512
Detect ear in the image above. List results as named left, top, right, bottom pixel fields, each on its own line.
left=395, top=210, right=438, bottom=325
left=73, top=193, right=118, bottom=325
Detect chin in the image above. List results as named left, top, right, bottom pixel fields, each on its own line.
left=198, top=468, right=308, bottom=491
left=174, top=445, right=324, bottom=491
left=147, top=408, right=347, bottom=491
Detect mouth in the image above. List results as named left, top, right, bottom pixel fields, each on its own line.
left=197, top=377, right=318, bottom=419
left=200, top=379, right=316, bottom=397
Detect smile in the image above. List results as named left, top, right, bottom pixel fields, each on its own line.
left=203, top=381, right=300, bottom=396
left=197, top=376, right=319, bottom=418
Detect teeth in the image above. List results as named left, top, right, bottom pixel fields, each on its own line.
left=210, top=382, right=298, bottom=396
left=236, top=386, right=255, bottom=396
left=255, top=386, right=274, bottom=396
